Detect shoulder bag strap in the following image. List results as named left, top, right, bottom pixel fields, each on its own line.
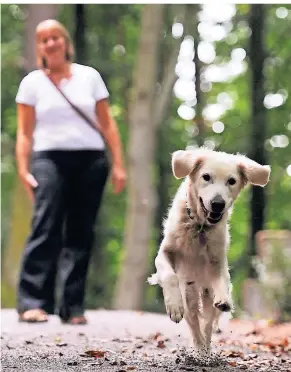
left=45, top=73, right=106, bottom=145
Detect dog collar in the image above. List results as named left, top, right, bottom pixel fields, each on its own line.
left=186, top=200, right=211, bottom=246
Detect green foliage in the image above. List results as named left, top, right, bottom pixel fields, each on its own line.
left=1, top=4, right=291, bottom=315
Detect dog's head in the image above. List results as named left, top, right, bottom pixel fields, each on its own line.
left=172, top=148, right=271, bottom=224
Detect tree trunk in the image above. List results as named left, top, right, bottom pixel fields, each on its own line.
left=74, top=4, right=86, bottom=64
left=248, top=4, right=268, bottom=278
left=2, top=4, right=59, bottom=307
left=113, top=4, right=164, bottom=310
left=23, top=4, right=59, bottom=73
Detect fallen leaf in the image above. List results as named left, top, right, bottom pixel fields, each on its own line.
left=281, top=337, right=289, bottom=347
left=228, top=361, right=237, bottom=367
left=224, top=350, right=244, bottom=358
left=85, top=350, right=106, bottom=358
left=25, top=340, right=33, bottom=345
left=127, top=367, right=136, bottom=371
left=157, top=340, right=166, bottom=349
left=150, top=332, right=162, bottom=340
left=56, top=343, right=67, bottom=347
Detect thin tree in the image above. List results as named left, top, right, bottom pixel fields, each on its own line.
left=248, top=4, right=268, bottom=278
left=193, top=5, right=205, bottom=147
left=74, top=4, right=86, bottom=64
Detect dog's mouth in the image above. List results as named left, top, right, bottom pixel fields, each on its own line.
left=199, top=197, right=223, bottom=224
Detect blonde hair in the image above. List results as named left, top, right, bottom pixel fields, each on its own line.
left=35, top=19, right=75, bottom=69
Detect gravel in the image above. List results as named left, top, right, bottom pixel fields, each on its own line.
left=1, top=309, right=290, bottom=371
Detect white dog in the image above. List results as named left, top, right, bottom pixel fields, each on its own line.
left=148, top=147, right=270, bottom=355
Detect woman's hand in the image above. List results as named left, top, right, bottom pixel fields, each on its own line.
left=111, top=165, right=126, bottom=194
left=20, top=172, right=39, bottom=202
left=95, top=99, right=126, bottom=195
left=16, top=103, right=36, bottom=202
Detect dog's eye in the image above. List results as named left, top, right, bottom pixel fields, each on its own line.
left=228, top=177, right=236, bottom=185
left=202, top=173, right=211, bottom=182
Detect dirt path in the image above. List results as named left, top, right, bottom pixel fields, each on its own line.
left=1, top=309, right=291, bottom=371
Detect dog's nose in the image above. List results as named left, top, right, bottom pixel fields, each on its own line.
left=211, top=195, right=225, bottom=213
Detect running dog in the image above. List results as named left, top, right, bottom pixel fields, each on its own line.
left=148, top=147, right=271, bottom=355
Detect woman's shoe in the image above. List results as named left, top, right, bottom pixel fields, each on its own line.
left=61, top=315, right=87, bottom=325
left=18, top=309, right=48, bottom=323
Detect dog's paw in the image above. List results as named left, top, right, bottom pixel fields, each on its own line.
left=214, top=301, right=232, bottom=312
left=165, top=298, right=184, bottom=323
left=162, top=274, right=184, bottom=323
left=164, top=290, right=184, bottom=323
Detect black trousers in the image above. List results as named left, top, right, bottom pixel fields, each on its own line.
left=17, top=150, right=109, bottom=320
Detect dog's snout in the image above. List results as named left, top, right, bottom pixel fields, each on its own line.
left=211, top=195, right=225, bottom=213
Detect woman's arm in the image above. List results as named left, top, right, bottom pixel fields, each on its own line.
left=15, top=103, right=38, bottom=201
left=96, top=99, right=126, bottom=194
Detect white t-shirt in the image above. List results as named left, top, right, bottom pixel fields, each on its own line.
left=15, top=63, right=109, bottom=151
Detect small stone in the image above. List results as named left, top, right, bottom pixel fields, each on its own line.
left=67, top=361, right=78, bottom=366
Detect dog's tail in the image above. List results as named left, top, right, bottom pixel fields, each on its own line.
left=147, top=273, right=159, bottom=286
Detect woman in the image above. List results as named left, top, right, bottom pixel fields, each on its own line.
left=15, top=19, right=126, bottom=324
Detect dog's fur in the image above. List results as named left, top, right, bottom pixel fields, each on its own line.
left=148, top=147, right=271, bottom=355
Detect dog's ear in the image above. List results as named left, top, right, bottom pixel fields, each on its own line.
left=172, top=150, right=203, bottom=179
left=237, top=156, right=271, bottom=187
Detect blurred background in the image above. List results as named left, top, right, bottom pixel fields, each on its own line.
left=1, top=4, right=291, bottom=322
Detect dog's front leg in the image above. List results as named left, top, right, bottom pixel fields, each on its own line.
left=155, top=248, right=184, bottom=323
left=210, top=258, right=233, bottom=312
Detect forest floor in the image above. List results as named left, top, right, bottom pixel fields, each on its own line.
left=1, top=309, right=291, bottom=372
